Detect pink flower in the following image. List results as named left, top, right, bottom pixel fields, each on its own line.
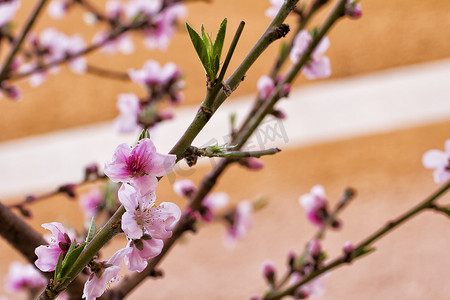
left=79, top=188, right=103, bottom=221
left=66, top=35, right=87, bottom=74
left=35, top=222, right=76, bottom=272
left=265, top=0, right=284, bottom=18
left=118, top=184, right=181, bottom=240
left=343, top=241, right=354, bottom=255
left=47, top=0, right=68, bottom=19
left=105, top=0, right=122, bottom=19
left=104, top=138, right=176, bottom=196
left=173, top=179, right=196, bottom=198
left=92, top=31, right=135, bottom=55
left=124, top=0, right=162, bottom=20
left=290, top=30, right=331, bottom=80
left=225, top=201, right=253, bottom=247
left=299, top=185, right=328, bottom=227
left=0, top=0, right=20, bottom=28
left=83, top=247, right=132, bottom=300
left=124, top=237, right=164, bottom=272
left=345, top=0, right=362, bottom=19
left=5, top=262, right=46, bottom=293
left=257, top=75, right=275, bottom=100
left=422, top=140, right=450, bottom=183
left=113, top=93, right=141, bottom=134
left=200, top=192, right=229, bottom=222
left=128, top=60, right=180, bottom=88
left=142, top=4, right=186, bottom=50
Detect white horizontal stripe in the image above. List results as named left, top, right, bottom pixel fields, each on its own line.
left=1, top=60, right=450, bottom=198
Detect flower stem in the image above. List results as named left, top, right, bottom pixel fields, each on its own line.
left=0, top=0, right=48, bottom=82
left=264, top=180, right=450, bottom=300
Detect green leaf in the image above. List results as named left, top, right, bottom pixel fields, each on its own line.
left=54, top=252, right=64, bottom=281
left=213, top=54, right=220, bottom=76
left=85, top=217, right=97, bottom=244
left=186, top=22, right=211, bottom=76
left=212, top=18, right=227, bottom=65
left=59, top=242, right=87, bottom=278
left=201, top=25, right=212, bottom=58
left=138, top=129, right=150, bottom=141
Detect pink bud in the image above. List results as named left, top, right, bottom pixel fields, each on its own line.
left=287, top=250, right=296, bottom=268
left=239, top=157, right=265, bottom=171
left=261, top=260, right=276, bottom=284
left=271, top=109, right=286, bottom=120
left=343, top=241, right=354, bottom=254
left=257, top=75, right=275, bottom=100
left=281, top=83, right=291, bottom=97
left=308, top=239, right=322, bottom=259
left=345, top=0, right=362, bottom=19
left=173, top=179, right=196, bottom=198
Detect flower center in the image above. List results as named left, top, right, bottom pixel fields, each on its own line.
left=126, top=154, right=149, bottom=176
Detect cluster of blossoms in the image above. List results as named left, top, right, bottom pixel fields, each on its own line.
left=114, top=60, right=184, bottom=134
left=4, top=261, right=46, bottom=295
left=34, top=138, right=181, bottom=299
left=91, top=0, right=186, bottom=53
left=173, top=179, right=254, bottom=247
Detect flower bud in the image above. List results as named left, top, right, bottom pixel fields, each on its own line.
left=173, top=179, right=196, bottom=198
left=281, top=83, right=291, bottom=98
left=343, top=241, right=354, bottom=259
left=58, top=183, right=77, bottom=198
left=271, top=109, right=287, bottom=120
left=238, top=157, right=264, bottom=171
left=308, top=239, right=322, bottom=260
left=345, top=0, right=362, bottom=19
left=287, top=250, right=297, bottom=269
left=261, top=260, right=276, bottom=285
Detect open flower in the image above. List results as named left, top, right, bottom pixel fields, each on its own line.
left=422, top=139, right=450, bottom=183
left=0, top=0, right=20, bottom=28
left=104, top=138, right=176, bottom=196
left=83, top=247, right=132, bottom=300
left=200, top=192, right=229, bottom=222
left=290, top=30, right=331, bottom=80
left=299, top=185, right=329, bottom=227
left=118, top=184, right=181, bottom=240
left=124, top=236, right=164, bottom=272
left=5, top=262, right=46, bottom=293
left=225, top=201, right=253, bottom=247
left=35, top=222, right=76, bottom=272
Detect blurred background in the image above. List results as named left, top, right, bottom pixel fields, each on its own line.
left=0, top=0, right=449, bottom=299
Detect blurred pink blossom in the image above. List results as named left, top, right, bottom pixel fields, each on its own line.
left=118, top=184, right=181, bottom=240
left=289, top=272, right=326, bottom=298
left=257, top=75, right=275, bottom=100
left=104, top=138, right=176, bottom=196
left=128, top=60, right=180, bottom=88
left=290, top=30, right=331, bottom=80
left=225, top=200, right=253, bottom=247
left=92, top=31, right=135, bottom=55
left=5, top=261, right=46, bottom=293
left=299, top=185, right=328, bottom=227
left=113, top=93, right=141, bottom=134
left=200, top=192, right=229, bottom=222
left=173, top=179, right=196, bottom=198
left=345, top=0, right=362, bottom=19
left=265, top=0, right=284, bottom=18
left=0, top=0, right=20, bottom=28
left=79, top=188, right=103, bottom=221
left=422, top=139, right=450, bottom=183
left=47, top=0, right=68, bottom=19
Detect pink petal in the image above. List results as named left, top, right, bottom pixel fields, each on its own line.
left=433, top=168, right=450, bottom=184
left=104, top=143, right=132, bottom=182
left=34, top=245, right=61, bottom=272
left=124, top=247, right=148, bottom=272
left=146, top=152, right=176, bottom=177
left=303, top=56, right=331, bottom=80
left=117, top=184, right=139, bottom=211
left=422, top=150, right=447, bottom=169
left=445, top=139, right=450, bottom=153
left=122, top=211, right=143, bottom=240
left=132, top=175, right=158, bottom=197
left=312, top=36, right=330, bottom=58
